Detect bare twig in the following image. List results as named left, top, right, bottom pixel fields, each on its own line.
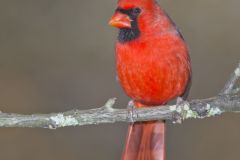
left=221, top=62, right=240, bottom=94
left=0, top=63, right=239, bottom=129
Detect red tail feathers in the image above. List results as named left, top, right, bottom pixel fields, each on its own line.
left=122, top=121, right=166, bottom=160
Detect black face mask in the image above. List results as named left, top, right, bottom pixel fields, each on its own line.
left=116, top=7, right=141, bottom=43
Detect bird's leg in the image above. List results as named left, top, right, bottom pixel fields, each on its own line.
left=174, top=97, right=190, bottom=123
left=127, top=100, right=135, bottom=123
left=176, top=97, right=189, bottom=107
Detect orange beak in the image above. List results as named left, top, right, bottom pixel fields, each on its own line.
left=109, top=12, right=131, bottom=29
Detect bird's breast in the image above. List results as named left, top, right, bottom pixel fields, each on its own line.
left=116, top=35, right=190, bottom=105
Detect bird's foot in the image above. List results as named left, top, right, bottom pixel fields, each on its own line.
left=176, top=97, right=189, bottom=108
left=127, top=100, right=135, bottom=123
left=173, top=97, right=190, bottom=123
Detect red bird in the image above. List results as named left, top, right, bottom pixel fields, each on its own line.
left=109, top=0, right=191, bottom=159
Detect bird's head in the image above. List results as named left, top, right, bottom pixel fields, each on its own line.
left=109, top=0, right=156, bottom=29
left=109, top=0, right=158, bottom=42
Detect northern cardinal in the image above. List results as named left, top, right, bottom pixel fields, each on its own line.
left=109, top=0, right=191, bottom=159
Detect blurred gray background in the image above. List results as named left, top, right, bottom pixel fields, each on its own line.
left=0, top=0, right=239, bottom=159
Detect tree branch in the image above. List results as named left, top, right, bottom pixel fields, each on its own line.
left=0, top=62, right=239, bottom=129
left=221, top=62, right=240, bottom=94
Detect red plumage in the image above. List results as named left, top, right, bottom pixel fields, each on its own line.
left=109, top=0, right=191, bottom=159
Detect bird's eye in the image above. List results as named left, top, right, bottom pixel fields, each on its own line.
left=132, top=8, right=141, bottom=15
